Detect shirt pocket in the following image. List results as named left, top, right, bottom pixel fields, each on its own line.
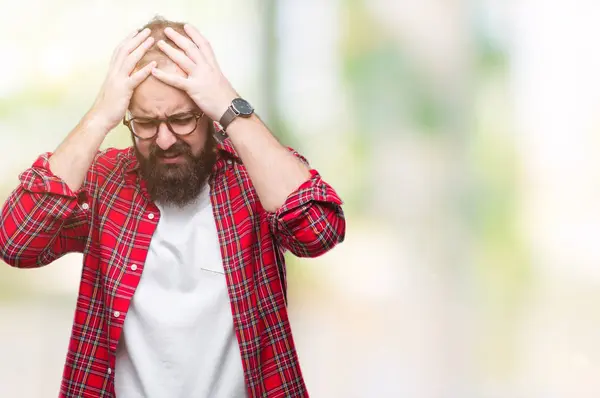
left=200, top=262, right=225, bottom=275
left=197, top=245, right=226, bottom=276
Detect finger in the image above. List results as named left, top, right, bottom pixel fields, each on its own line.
left=183, top=24, right=219, bottom=69
left=124, top=28, right=144, bottom=47
left=130, top=61, right=157, bottom=87
left=123, top=36, right=155, bottom=74
left=116, top=28, right=152, bottom=65
left=164, top=27, right=203, bottom=64
left=156, top=40, right=196, bottom=73
left=150, top=67, right=188, bottom=90
left=110, top=29, right=140, bottom=65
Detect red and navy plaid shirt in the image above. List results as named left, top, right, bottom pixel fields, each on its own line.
left=0, top=137, right=345, bottom=398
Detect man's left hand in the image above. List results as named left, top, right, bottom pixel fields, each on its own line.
left=151, top=24, right=237, bottom=121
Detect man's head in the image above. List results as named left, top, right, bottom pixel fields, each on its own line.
left=127, top=17, right=217, bottom=207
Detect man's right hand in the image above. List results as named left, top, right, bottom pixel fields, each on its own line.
left=47, top=28, right=156, bottom=192
left=88, top=28, right=156, bottom=132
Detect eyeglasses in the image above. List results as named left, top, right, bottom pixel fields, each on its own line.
left=123, top=111, right=204, bottom=140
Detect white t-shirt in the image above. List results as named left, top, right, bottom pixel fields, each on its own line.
left=114, top=184, right=247, bottom=398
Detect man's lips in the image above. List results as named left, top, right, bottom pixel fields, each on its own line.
left=157, top=153, right=184, bottom=163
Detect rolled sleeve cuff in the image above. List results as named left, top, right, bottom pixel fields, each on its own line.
left=19, top=152, right=81, bottom=198
left=269, top=169, right=344, bottom=240
left=274, top=170, right=342, bottom=217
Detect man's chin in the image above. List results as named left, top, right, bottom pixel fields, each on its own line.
left=155, top=167, right=191, bottom=181
left=158, top=163, right=185, bottom=172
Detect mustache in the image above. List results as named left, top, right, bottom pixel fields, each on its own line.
left=150, top=140, right=192, bottom=159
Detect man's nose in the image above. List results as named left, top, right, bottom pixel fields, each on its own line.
left=154, top=122, right=177, bottom=150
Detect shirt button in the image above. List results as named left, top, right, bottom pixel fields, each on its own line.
left=148, top=213, right=155, bottom=220
left=131, top=264, right=138, bottom=271
left=114, top=311, right=120, bottom=318
left=227, top=159, right=233, bottom=165
left=107, top=368, right=112, bottom=375
left=81, top=203, right=89, bottom=210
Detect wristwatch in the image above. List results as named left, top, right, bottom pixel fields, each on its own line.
left=219, top=98, right=254, bottom=131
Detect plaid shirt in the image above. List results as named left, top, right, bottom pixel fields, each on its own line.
left=0, top=137, right=345, bottom=398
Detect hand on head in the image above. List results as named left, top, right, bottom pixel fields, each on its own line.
left=90, top=17, right=237, bottom=134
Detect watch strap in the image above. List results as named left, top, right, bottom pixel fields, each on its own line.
left=219, top=106, right=238, bottom=131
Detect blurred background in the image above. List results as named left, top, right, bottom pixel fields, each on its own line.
left=1, top=0, right=600, bottom=397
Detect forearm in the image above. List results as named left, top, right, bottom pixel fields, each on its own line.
left=225, top=115, right=311, bottom=212
left=48, top=111, right=110, bottom=192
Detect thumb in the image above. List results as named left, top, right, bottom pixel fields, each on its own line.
left=130, top=61, right=156, bottom=87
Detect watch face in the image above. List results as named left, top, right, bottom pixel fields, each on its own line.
left=232, top=98, right=254, bottom=116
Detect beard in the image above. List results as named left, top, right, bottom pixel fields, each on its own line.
left=134, top=127, right=217, bottom=207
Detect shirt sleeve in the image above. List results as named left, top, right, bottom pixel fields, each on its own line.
left=0, top=152, right=91, bottom=268
left=267, top=150, right=346, bottom=258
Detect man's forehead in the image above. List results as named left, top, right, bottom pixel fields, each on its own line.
left=129, top=79, right=197, bottom=117
left=128, top=99, right=200, bottom=119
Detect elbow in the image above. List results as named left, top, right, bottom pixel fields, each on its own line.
left=0, top=234, right=16, bottom=267
left=0, top=236, right=42, bottom=269
left=0, top=249, right=20, bottom=268
left=0, top=250, right=40, bottom=269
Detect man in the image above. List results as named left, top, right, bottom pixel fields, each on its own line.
left=0, top=17, right=345, bottom=398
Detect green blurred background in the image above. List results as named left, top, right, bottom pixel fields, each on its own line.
left=2, top=0, right=600, bottom=397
